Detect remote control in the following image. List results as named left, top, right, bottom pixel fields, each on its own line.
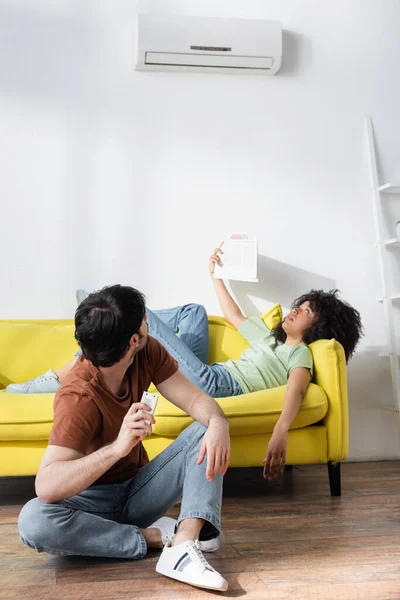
left=140, top=391, right=159, bottom=424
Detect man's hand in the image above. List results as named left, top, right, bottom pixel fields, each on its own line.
left=197, top=418, right=230, bottom=481
left=112, top=402, right=155, bottom=459
left=263, top=426, right=288, bottom=480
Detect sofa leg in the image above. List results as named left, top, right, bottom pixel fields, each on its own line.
left=327, top=461, right=341, bottom=496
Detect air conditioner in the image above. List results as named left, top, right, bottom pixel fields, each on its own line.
left=135, top=14, right=282, bottom=75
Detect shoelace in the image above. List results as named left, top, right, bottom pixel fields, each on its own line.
left=186, top=540, right=215, bottom=572
left=22, top=376, right=45, bottom=386
left=27, top=375, right=50, bottom=385
left=164, top=533, right=172, bottom=544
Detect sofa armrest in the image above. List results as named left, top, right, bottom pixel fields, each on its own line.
left=309, top=339, right=349, bottom=462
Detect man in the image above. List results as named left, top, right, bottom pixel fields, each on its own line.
left=18, top=284, right=230, bottom=592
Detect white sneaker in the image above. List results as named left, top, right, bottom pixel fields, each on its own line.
left=156, top=539, right=228, bottom=591
left=198, top=531, right=224, bottom=553
left=5, top=369, right=60, bottom=394
left=149, top=517, right=177, bottom=546
left=76, top=289, right=90, bottom=305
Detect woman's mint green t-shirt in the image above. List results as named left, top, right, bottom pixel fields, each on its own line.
left=221, top=316, right=313, bottom=394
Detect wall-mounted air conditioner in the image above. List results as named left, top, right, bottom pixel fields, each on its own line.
left=135, top=14, right=282, bottom=75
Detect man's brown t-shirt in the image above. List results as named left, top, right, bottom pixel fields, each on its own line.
left=48, top=336, right=178, bottom=485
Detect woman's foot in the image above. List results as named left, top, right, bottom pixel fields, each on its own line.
left=5, top=370, right=61, bottom=394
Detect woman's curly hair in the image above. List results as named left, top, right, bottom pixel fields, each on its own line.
left=272, top=289, right=363, bottom=362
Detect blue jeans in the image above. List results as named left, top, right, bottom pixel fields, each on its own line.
left=147, top=304, right=243, bottom=399
left=18, top=422, right=221, bottom=559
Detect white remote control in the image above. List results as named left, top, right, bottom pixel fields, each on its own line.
left=140, top=391, right=159, bottom=424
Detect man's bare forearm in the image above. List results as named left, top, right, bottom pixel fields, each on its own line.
left=36, top=443, right=121, bottom=504
left=187, top=388, right=229, bottom=430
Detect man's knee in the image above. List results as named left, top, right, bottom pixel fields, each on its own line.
left=18, top=498, right=56, bottom=550
left=18, top=498, right=42, bottom=548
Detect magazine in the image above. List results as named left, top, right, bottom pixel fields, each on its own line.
left=214, top=234, right=258, bottom=282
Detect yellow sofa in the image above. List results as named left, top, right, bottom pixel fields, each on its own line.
left=0, top=306, right=348, bottom=496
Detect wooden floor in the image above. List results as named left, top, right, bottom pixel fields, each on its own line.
left=1, top=461, right=400, bottom=599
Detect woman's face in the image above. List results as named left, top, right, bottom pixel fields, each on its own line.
left=282, top=301, right=317, bottom=339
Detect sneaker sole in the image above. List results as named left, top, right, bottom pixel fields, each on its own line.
left=198, top=531, right=225, bottom=553
left=156, top=564, right=228, bottom=592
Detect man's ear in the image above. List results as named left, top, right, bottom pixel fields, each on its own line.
left=130, top=333, right=140, bottom=350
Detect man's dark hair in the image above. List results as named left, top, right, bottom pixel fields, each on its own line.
left=273, top=289, right=363, bottom=362
left=75, top=284, right=146, bottom=367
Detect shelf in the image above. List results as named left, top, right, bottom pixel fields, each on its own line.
left=383, top=238, right=400, bottom=248
left=377, top=294, right=400, bottom=303
left=378, top=184, right=400, bottom=194
left=379, top=351, right=400, bottom=357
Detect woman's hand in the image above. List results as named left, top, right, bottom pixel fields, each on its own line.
left=209, top=243, right=224, bottom=276
left=263, top=426, right=288, bottom=480
left=209, top=241, right=246, bottom=329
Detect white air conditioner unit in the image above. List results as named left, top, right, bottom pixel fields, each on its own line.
left=135, top=14, right=282, bottom=75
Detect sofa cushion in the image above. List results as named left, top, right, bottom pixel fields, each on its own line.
left=0, top=320, right=78, bottom=389
left=0, top=392, right=54, bottom=440
left=261, top=303, right=283, bottom=330
left=149, top=383, right=327, bottom=437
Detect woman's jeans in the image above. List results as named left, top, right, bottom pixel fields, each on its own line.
left=76, top=304, right=242, bottom=398
left=146, top=304, right=242, bottom=399
left=18, top=422, right=221, bottom=559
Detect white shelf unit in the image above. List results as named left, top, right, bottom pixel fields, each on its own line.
left=365, top=117, right=400, bottom=413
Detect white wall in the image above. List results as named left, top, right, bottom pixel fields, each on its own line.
left=1, top=0, right=400, bottom=460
